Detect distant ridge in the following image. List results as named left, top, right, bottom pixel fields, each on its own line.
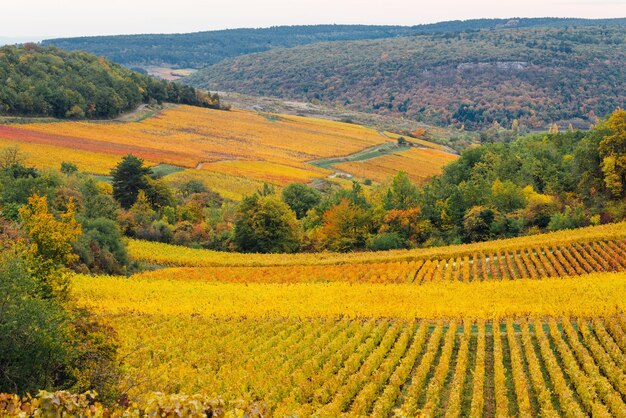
left=41, top=18, right=626, bottom=69
left=186, top=25, right=626, bottom=130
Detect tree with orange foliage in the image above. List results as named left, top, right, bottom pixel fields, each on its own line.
left=411, top=127, right=427, bottom=139
left=379, top=208, right=432, bottom=246
left=318, top=199, right=372, bottom=252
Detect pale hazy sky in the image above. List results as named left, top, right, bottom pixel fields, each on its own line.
left=1, top=0, right=624, bottom=39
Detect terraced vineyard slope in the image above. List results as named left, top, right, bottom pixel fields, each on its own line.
left=0, top=105, right=455, bottom=199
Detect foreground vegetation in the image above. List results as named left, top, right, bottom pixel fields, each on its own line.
left=52, top=313, right=626, bottom=417
left=2, top=315, right=625, bottom=417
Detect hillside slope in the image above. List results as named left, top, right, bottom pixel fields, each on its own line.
left=0, top=44, right=219, bottom=119
left=0, top=105, right=455, bottom=199
left=187, top=26, right=626, bottom=130
left=41, top=18, right=626, bottom=69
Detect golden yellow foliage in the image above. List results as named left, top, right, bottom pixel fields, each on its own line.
left=334, top=147, right=458, bottom=184
left=126, top=221, right=626, bottom=267
left=73, top=272, right=626, bottom=320
left=163, top=169, right=267, bottom=201
left=0, top=137, right=130, bottom=175
left=1, top=106, right=396, bottom=184
left=68, top=221, right=626, bottom=414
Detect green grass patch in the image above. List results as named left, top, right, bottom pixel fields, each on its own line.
left=151, top=164, right=185, bottom=178
left=310, top=142, right=410, bottom=170
left=259, top=113, right=284, bottom=122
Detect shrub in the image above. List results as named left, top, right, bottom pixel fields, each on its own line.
left=366, top=232, right=407, bottom=251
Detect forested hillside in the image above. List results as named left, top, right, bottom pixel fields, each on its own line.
left=187, top=26, right=626, bottom=130
left=41, top=18, right=626, bottom=69
left=0, top=44, right=221, bottom=119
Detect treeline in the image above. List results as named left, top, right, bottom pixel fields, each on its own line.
left=41, top=18, right=626, bottom=69
left=419, top=109, right=626, bottom=244
left=0, top=110, right=624, bottom=264
left=0, top=44, right=222, bottom=119
left=188, top=26, right=626, bottom=130
left=103, top=109, right=626, bottom=252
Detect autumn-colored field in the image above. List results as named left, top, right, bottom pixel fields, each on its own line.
left=335, top=147, right=459, bottom=184
left=0, top=105, right=458, bottom=195
left=133, top=237, right=626, bottom=284
left=0, top=106, right=391, bottom=179
left=72, top=268, right=626, bottom=415
left=66, top=220, right=626, bottom=416
left=75, top=272, right=626, bottom=319
left=383, top=131, right=452, bottom=152
left=127, top=221, right=626, bottom=267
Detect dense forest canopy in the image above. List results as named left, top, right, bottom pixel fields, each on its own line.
left=187, top=26, right=626, bottom=130
left=41, top=18, right=626, bottom=69
left=0, top=44, right=221, bottom=119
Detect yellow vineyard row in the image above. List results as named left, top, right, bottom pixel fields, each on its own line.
left=136, top=238, right=626, bottom=284
left=126, top=221, right=626, bottom=268
left=73, top=272, right=626, bottom=320
left=90, top=314, right=626, bottom=416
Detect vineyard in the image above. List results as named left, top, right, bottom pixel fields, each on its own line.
left=59, top=222, right=626, bottom=416
left=0, top=105, right=455, bottom=196
left=334, top=147, right=458, bottom=184
left=70, top=290, right=626, bottom=416
left=132, top=238, right=626, bottom=284
left=126, top=221, right=626, bottom=268
left=2, top=17, right=626, bottom=418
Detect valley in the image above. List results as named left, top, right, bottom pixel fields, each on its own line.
left=1, top=15, right=626, bottom=418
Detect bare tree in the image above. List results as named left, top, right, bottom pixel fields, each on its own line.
left=0, top=146, right=27, bottom=170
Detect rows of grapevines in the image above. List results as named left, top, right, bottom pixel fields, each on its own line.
left=109, top=314, right=626, bottom=416
left=126, top=221, right=626, bottom=267
left=138, top=239, right=626, bottom=284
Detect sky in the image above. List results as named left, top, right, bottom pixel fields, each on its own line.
left=0, top=0, right=624, bottom=40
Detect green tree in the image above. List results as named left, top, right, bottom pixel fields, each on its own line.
left=2, top=196, right=119, bottom=399
left=233, top=194, right=300, bottom=253
left=144, top=176, right=175, bottom=210
left=282, top=183, right=322, bottom=219
left=129, top=190, right=156, bottom=227
left=367, top=232, right=406, bottom=251
left=547, top=206, right=586, bottom=231
left=383, top=171, right=419, bottom=210
left=74, top=218, right=129, bottom=275
left=110, top=155, right=152, bottom=209
left=599, top=109, right=626, bottom=197
left=490, top=179, right=526, bottom=212
left=463, top=205, right=497, bottom=242
left=0, top=253, right=68, bottom=394
left=60, top=161, right=78, bottom=175
left=79, top=177, right=119, bottom=221
left=180, top=179, right=208, bottom=197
